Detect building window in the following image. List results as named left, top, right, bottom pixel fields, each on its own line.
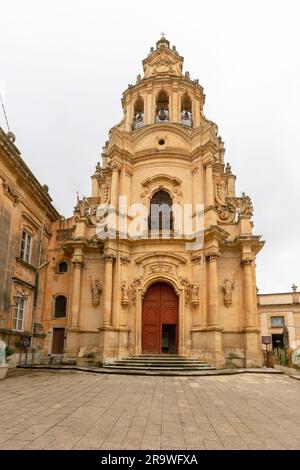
left=58, top=261, right=68, bottom=273
left=181, top=93, right=192, bottom=127
left=54, top=295, right=67, bottom=318
left=132, top=96, right=144, bottom=129
left=156, top=90, right=169, bottom=123
left=20, top=230, right=32, bottom=264
left=13, top=296, right=25, bottom=331
left=149, top=189, right=173, bottom=233
left=271, top=316, right=284, bottom=327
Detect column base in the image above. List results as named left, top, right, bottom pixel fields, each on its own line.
left=244, top=330, right=263, bottom=368
left=97, top=327, right=130, bottom=364
left=191, top=328, right=225, bottom=369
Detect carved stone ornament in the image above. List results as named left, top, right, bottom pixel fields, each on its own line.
left=228, top=193, right=254, bottom=218
left=190, top=282, right=199, bottom=307
left=223, top=279, right=233, bottom=308
left=143, top=49, right=183, bottom=79
left=73, top=197, right=103, bottom=225
left=141, top=175, right=182, bottom=203
left=215, top=179, right=235, bottom=223
left=241, top=255, right=254, bottom=266
left=3, top=182, right=19, bottom=206
left=90, top=278, right=102, bottom=306
left=191, top=252, right=202, bottom=265
left=120, top=255, right=130, bottom=266
left=131, top=277, right=142, bottom=305
left=121, top=281, right=130, bottom=308
left=205, top=248, right=220, bottom=262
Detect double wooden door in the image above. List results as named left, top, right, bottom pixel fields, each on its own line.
left=142, top=282, right=178, bottom=354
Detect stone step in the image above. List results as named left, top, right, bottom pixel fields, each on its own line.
left=103, top=365, right=215, bottom=371
left=112, top=361, right=209, bottom=367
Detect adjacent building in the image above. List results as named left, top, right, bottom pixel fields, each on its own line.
left=0, top=128, right=59, bottom=360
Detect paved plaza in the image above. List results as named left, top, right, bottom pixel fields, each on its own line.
left=0, top=369, right=299, bottom=450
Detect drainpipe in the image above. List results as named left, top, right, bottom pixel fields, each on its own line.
left=30, top=211, right=47, bottom=361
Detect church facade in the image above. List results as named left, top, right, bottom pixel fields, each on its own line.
left=40, top=37, right=264, bottom=368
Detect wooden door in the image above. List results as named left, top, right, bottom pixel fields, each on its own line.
left=52, top=328, right=65, bottom=354
left=142, top=283, right=178, bottom=354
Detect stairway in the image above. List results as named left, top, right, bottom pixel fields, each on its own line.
left=103, top=354, right=215, bottom=375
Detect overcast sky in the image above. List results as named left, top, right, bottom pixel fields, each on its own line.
left=1, top=0, right=300, bottom=293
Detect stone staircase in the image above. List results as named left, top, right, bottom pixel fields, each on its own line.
left=103, top=354, right=215, bottom=375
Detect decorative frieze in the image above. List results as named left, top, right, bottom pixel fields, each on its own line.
left=3, top=182, right=19, bottom=206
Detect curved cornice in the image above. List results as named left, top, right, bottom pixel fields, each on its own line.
left=134, top=251, right=187, bottom=265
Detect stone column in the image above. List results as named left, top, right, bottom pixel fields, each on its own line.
left=241, top=255, right=255, bottom=328
left=70, top=256, right=84, bottom=328
left=206, top=248, right=220, bottom=327
left=110, top=165, right=119, bottom=211
left=204, top=157, right=214, bottom=208
left=103, top=253, right=115, bottom=327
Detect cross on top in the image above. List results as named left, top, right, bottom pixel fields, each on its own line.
left=160, top=32, right=166, bottom=39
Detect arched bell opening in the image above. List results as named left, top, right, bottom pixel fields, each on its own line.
left=181, top=93, right=192, bottom=127
left=132, top=96, right=144, bottom=129
left=156, top=90, right=169, bottom=123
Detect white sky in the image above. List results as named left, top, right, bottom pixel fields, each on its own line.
left=1, top=0, right=300, bottom=293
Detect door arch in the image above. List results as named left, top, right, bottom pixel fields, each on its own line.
left=142, top=282, right=178, bottom=354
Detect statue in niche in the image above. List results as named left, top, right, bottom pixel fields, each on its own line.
left=121, top=281, right=129, bottom=307
left=190, top=282, right=199, bottom=307
left=90, top=278, right=102, bottom=306
left=223, top=279, right=233, bottom=307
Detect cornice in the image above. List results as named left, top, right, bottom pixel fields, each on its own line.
left=0, top=128, right=60, bottom=221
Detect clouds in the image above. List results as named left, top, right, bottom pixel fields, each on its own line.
left=0, top=0, right=299, bottom=292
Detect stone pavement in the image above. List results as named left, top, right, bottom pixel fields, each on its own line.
left=0, top=369, right=299, bottom=450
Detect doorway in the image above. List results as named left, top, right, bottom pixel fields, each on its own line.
left=272, top=334, right=284, bottom=350
left=52, top=328, right=65, bottom=354
left=142, top=282, right=178, bottom=354
left=162, top=324, right=176, bottom=353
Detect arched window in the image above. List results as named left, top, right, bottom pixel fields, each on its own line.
left=58, top=261, right=68, bottom=273
left=149, top=189, right=173, bottom=233
left=132, top=96, right=144, bottom=129
left=156, top=90, right=169, bottom=123
left=181, top=93, right=192, bottom=127
left=54, top=295, right=67, bottom=318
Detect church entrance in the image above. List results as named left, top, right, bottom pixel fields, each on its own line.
left=142, top=282, right=178, bottom=354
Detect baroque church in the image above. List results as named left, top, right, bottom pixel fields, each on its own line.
left=0, top=37, right=265, bottom=369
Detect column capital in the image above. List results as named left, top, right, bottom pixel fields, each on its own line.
left=71, top=256, right=84, bottom=268
left=104, top=252, right=116, bottom=263
left=202, top=155, right=214, bottom=168
left=205, top=247, right=220, bottom=262
left=241, top=254, right=254, bottom=266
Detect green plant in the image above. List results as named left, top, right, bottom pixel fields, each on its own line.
left=5, top=346, right=15, bottom=359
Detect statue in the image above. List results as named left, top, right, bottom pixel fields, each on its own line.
left=121, top=281, right=129, bottom=307
left=190, top=282, right=199, bottom=307
left=90, top=278, right=102, bottom=306
left=223, top=279, right=233, bottom=307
